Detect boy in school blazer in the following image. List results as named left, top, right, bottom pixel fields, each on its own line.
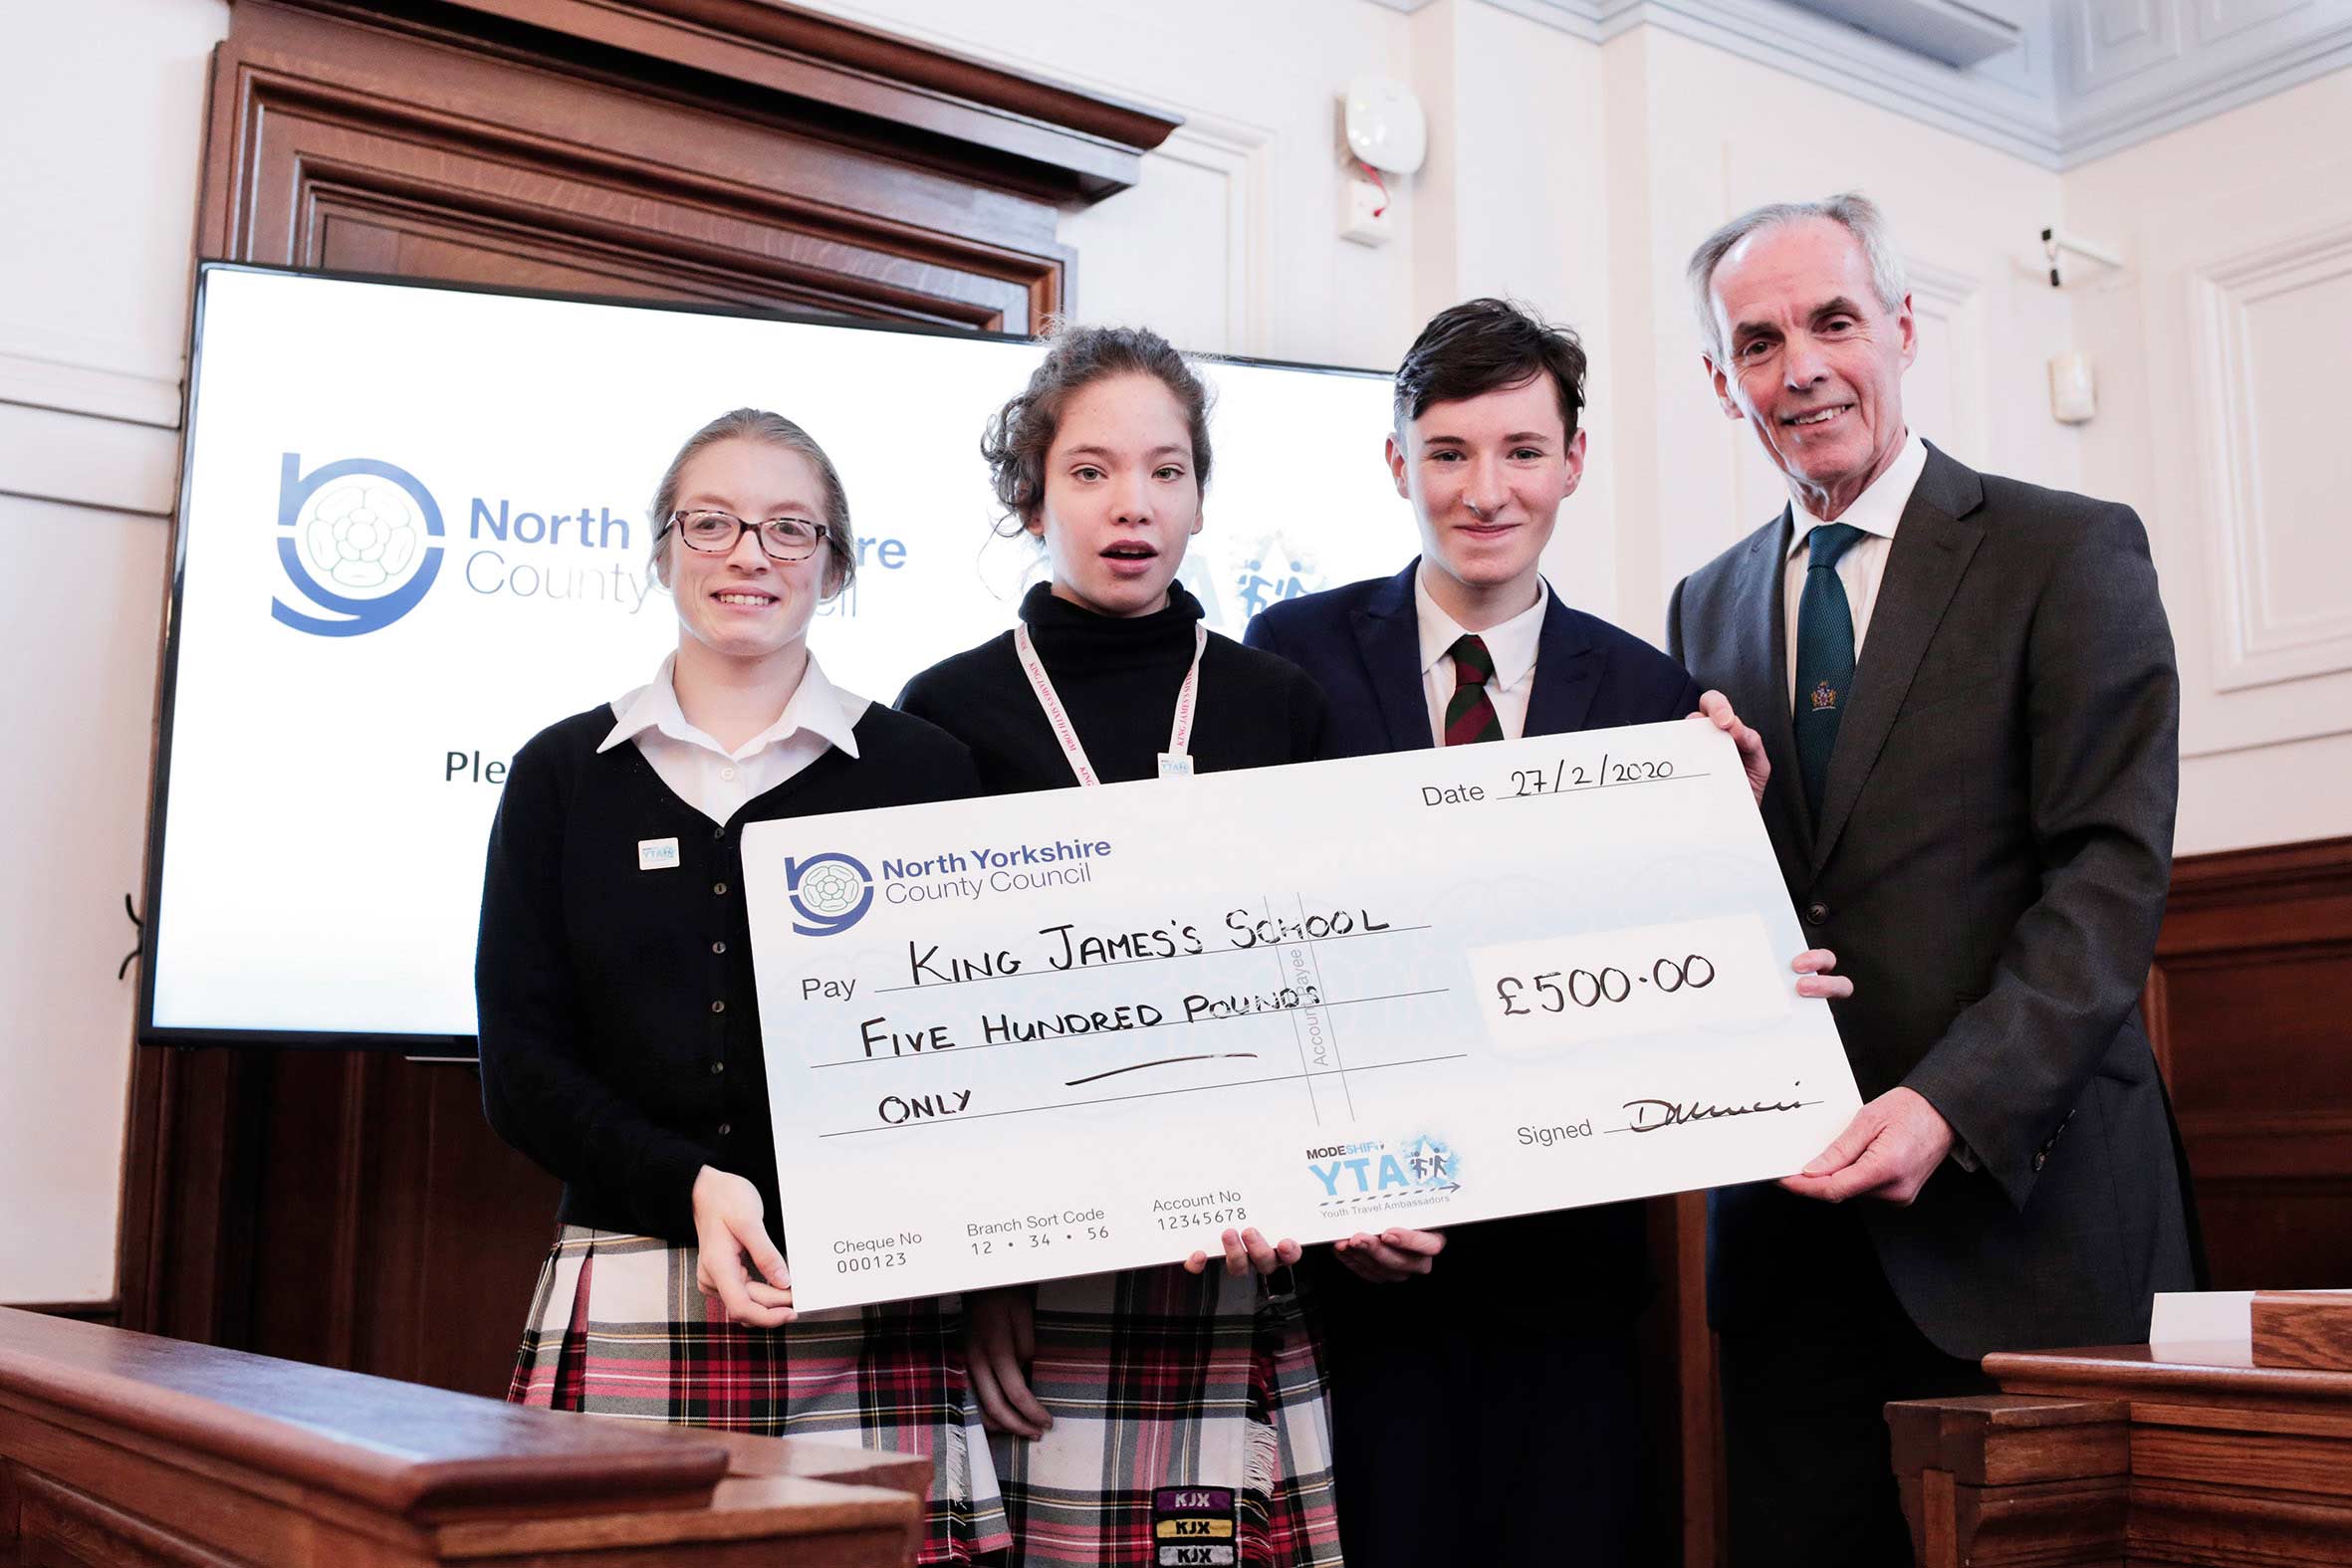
left=1248, top=298, right=1840, bottom=1565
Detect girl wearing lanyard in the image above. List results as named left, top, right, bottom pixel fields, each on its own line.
left=479, top=409, right=1010, bottom=1564
left=897, top=327, right=1341, bottom=1567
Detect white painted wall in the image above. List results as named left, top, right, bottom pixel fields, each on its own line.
left=1406, top=1, right=1626, bottom=621
left=2064, top=68, right=2352, bottom=854
left=798, top=0, right=1422, bottom=370
left=0, top=0, right=229, bottom=1304
left=3, top=0, right=2344, bottom=1302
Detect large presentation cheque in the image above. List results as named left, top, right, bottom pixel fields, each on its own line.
left=744, top=719, right=1860, bottom=1310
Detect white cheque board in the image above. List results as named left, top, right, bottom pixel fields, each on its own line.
left=743, top=721, right=1861, bottom=1310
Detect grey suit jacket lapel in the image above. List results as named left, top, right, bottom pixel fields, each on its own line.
left=1350, top=560, right=1434, bottom=752
left=1730, top=512, right=1812, bottom=876
left=1810, top=444, right=1988, bottom=874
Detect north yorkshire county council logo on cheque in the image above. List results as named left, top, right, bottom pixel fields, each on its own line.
left=270, top=454, right=445, bottom=637
left=787, top=852, right=875, bottom=937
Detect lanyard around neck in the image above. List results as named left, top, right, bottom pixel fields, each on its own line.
left=1012, top=620, right=1207, bottom=787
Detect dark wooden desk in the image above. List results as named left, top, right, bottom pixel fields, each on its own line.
left=1890, top=1299, right=2352, bottom=1566
left=0, top=1307, right=929, bottom=1565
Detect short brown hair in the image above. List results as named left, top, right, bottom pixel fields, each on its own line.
left=1393, top=298, right=1587, bottom=443
left=981, top=323, right=1215, bottom=533
left=646, top=408, right=856, bottom=595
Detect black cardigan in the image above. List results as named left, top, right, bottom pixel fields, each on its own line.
left=475, top=700, right=980, bottom=1248
left=897, top=582, right=1329, bottom=786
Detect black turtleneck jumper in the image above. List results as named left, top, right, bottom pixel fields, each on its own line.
left=897, top=583, right=1330, bottom=788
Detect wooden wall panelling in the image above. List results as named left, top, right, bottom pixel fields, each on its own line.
left=1642, top=1191, right=1721, bottom=1568
left=119, top=0, right=1175, bottom=1392
left=117, top=1045, right=271, bottom=1348
left=2144, top=835, right=2352, bottom=1292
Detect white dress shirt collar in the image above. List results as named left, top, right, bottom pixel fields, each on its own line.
left=1785, top=431, right=1929, bottom=560
left=598, top=651, right=863, bottom=762
left=1414, top=570, right=1549, bottom=689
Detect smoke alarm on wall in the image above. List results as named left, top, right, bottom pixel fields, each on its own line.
left=1343, top=76, right=1427, bottom=175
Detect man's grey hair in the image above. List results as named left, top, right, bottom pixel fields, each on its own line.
left=1686, top=192, right=1909, bottom=362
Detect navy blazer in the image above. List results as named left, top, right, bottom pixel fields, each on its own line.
left=1246, top=560, right=1703, bottom=1566
left=1246, top=559, right=1700, bottom=1324
left=1246, top=560, right=1701, bottom=759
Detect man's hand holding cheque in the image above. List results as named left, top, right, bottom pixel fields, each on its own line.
left=1779, top=1086, right=1955, bottom=1207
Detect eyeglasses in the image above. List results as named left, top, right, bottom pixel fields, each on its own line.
left=663, top=509, right=830, bottom=562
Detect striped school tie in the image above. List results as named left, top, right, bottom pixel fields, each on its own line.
left=1443, top=633, right=1504, bottom=746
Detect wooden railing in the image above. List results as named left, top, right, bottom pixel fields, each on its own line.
left=1891, top=1292, right=2352, bottom=1566
left=0, top=1306, right=929, bottom=1565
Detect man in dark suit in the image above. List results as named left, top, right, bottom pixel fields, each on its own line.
left=1666, top=193, right=2197, bottom=1567
left=1248, top=298, right=1847, bottom=1567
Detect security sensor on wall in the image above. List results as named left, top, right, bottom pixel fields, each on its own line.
left=2040, top=226, right=2124, bottom=290
left=2048, top=349, right=2096, bottom=425
left=1338, top=76, right=1425, bottom=248
left=1343, top=76, right=1427, bottom=174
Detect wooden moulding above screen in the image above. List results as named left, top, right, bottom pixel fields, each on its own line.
left=200, top=0, right=1185, bottom=332
left=422, top=0, right=1183, bottom=200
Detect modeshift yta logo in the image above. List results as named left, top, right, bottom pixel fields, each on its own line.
left=787, top=852, right=874, bottom=937
left=1305, top=1132, right=1463, bottom=1215
left=270, top=454, right=445, bottom=637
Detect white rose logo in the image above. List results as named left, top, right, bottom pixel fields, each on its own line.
left=787, top=853, right=874, bottom=937
left=798, top=860, right=863, bottom=916
left=271, top=454, right=446, bottom=639
left=300, top=479, right=424, bottom=592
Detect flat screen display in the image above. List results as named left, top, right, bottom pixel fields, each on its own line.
left=143, top=265, right=1407, bottom=1045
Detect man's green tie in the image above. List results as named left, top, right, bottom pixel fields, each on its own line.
left=1793, top=522, right=1866, bottom=823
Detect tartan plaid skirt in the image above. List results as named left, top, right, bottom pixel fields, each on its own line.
left=510, top=1232, right=1341, bottom=1567
left=995, top=1264, right=1342, bottom=1568
left=509, top=1227, right=1011, bottom=1563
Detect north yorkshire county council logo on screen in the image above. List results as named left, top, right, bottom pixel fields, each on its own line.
left=270, top=455, right=447, bottom=637
left=260, top=450, right=869, bottom=639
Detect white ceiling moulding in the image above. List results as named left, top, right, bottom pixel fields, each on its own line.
left=2057, top=2, right=2352, bottom=166
left=1469, top=0, right=2065, bottom=163
left=1387, top=0, right=2352, bottom=170
left=1788, top=0, right=2024, bottom=69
